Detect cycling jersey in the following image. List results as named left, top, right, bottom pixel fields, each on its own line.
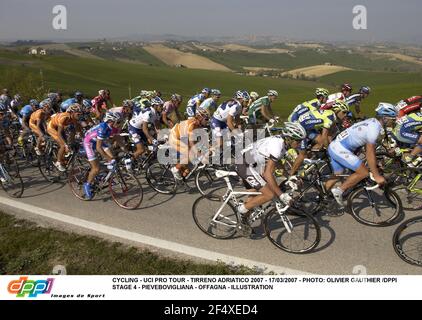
left=83, top=122, right=113, bottom=161
left=129, top=107, right=158, bottom=129
left=346, top=93, right=362, bottom=108
left=60, top=98, right=78, bottom=112
left=169, top=118, right=201, bottom=156
left=162, top=101, right=178, bottom=115
left=328, top=118, right=382, bottom=173
left=393, top=112, right=422, bottom=146
left=327, top=92, right=346, bottom=104
left=248, top=96, right=270, bottom=124
left=213, top=100, right=242, bottom=122
left=19, top=105, right=34, bottom=118
left=396, top=96, right=422, bottom=118
left=288, top=98, right=320, bottom=122
left=29, top=109, right=51, bottom=133
left=132, top=98, right=150, bottom=115
left=198, top=98, right=217, bottom=113
left=186, top=93, right=206, bottom=117
left=9, top=99, right=21, bottom=113
left=297, top=109, right=334, bottom=150
left=91, top=95, right=109, bottom=112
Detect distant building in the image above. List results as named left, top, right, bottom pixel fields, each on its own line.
left=40, top=49, right=47, bottom=55
left=29, top=48, right=47, bottom=55
left=29, top=48, right=38, bottom=55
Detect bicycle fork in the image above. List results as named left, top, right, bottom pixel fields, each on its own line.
left=275, top=202, right=293, bottom=233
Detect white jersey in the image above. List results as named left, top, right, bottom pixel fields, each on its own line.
left=327, top=92, right=345, bottom=104
left=245, top=136, right=286, bottom=167
left=129, top=107, right=157, bottom=129
left=198, top=97, right=217, bottom=113
left=187, top=93, right=205, bottom=107
left=334, top=118, right=382, bottom=151
left=213, top=100, right=242, bottom=122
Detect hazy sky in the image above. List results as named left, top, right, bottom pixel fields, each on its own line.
left=0, top=0, right=421, bottom=43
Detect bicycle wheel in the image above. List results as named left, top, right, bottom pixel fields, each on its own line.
left=38, top=148, right=61, bottom=182
left=393, top=186, right=422, bottom=211
left=109, top=171, right=143, bottom=210
left=0, top=159, right=24, bottom=198
left=348, top=186, right=402, bottom=226
left=393, top=216, right=422, bottom=267
left=68, top=160, right=90, bottom=200
left=192, top=195, right=238, bottom=239
left=145, top=162, right=177, bottom=194
left=264, top=208, right=320, bottom=254
left=195, top=167, right=229, bottom=196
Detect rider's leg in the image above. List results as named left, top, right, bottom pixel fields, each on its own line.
left=339, top=163, right=369, bottom=192
left=410, top=136, right=422, bottom=157
left=244, top=185, right=275, bottom=211
left=87, top=160, right=100, bottom=184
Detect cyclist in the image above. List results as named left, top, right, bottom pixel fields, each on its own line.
left=234, top=122, right=307, bottom=228
left=162, top=94, right=183, bottom=128
left=346, top=86, right=371, bottom=119
left=91, top=89, right=113, bottom=120
left=29, top=99, right=52, bottom=155
left=18, top=99, right=39, bottom=146
left=83, top=112, right=121, bottom=200
left=5, top=94, right=22, bottom=118
left=47, top=104, right=83, bottom=172
left=197, top=89, right=221, bottom=116
left=46, top=92, right=63, bottom=113
left=392, top=111, right=422, bottom=167
left=0, top=103, right=12, bottom=149
left=288, top=88, right=330, bottom=122
left=248, top=90, right=278, bottom=126
left=326, top=116, right=386, bottom=206
left=327, top=83, right=353, bottom=105
left=60, top=91, right=84, bottom=112
left=243, top=91, right=259, bottom=115
left=186, top=88, right=211, bottom=118
left=396, top=95, right=422, bottom=118
left=169, top=109, right=210, bottom=180
left=128, top=100, right=160, bottom=160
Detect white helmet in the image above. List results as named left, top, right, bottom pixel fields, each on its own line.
left=281, top=122, right=307, bottom=140
left=250, top=91, right=259, bottom=100
left=267, top=90, right=278, bottom=97
left=104, top=111, right=121, bottom=123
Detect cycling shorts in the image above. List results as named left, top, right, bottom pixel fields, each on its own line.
left=328, top=140, right=362, bottom=174
left=235, top=163, right=266, bottom=190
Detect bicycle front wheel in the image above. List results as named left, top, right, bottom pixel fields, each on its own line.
left=264, top=209, right=320, bottom=254
left=348, top=186, right=402, bottom=226
left=145, top=163, right=177, bottom=194
left=0, top=160, right=24, bottom=198
left=68, top=160, right=90, bottom=200
left=110, top=171, right=143, bottom=210
left=393, top=216, right=422, bottom=267
left=192, top=195, right=238, bottom=239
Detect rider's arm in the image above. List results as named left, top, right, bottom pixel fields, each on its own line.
left=227, top=114, right=236, bottom=131
left=366, top=143, right=382, bottom=179
left=162, top=112, right=171, bottom=128
left=321, top=128, right=329, bottom=147
left=289, top=150, right=306, bottom=176
left=142, top=122, right=154, bottom=144
left=262, top=104, right=275, bottom=121
left=263, top=159, right=282, bottom=198
left=21, top=116, right=30, bottom=129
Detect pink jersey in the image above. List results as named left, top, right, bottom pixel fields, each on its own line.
left=162, top=101, right=178, bottom=115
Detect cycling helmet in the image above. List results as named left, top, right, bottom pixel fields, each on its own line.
left=281, top=122, right=307, bottom=140
left=67, top=103, right=83, bottom=113
left=82, top=99, right=92, bottom=111
left=40, top=99, right=52, bottom=108
left=376, top=103, right=397, bottom=118
left=139, top=90, right=149, bottom=98
left=171, top=93, right=183, bottom=102
left=151, top=96, right=164, bottom=106
left=29, top=99, right=39, bottom=107
left=202, top=88, right=211, bottom=94
left=315, top=88, right=329, bottom=98
left=122, top=99, right=134, bottom=108
left=341, top=83, right=353, bottom=92
left=332, top=100, right=350, bottom=113
left=250, top=91, right=259, bottom=100
left=267, top=90, right=278, bottom=97
left=211, top=89, right=221, bottom=96
left=74, top=91, right=84, bottom=99
left=104, top=111, right=121, bottom=123
left=14, top=94, right=22, bottom=101
left=48, top=92, right=60, bottom=101
left=359, top=86, right=371, bottom=95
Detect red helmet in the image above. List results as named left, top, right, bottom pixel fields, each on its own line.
left=341, top=83, right=353, bottom=92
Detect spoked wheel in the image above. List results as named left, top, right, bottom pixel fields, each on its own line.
left=0, top=158, right=24, bottom=198
left=393, top=216, right=422, bottom=267
left=38, top=147, right=62, bottom=182
left=192, top=195, right=238, bottom=239
left=348, top=186, right=402, bottom=227
left=195, top=167, right=233, bottom=196
left=109, top=170, right=143, bottom=210
left=145, top=162, right=177, bottom=194
left=393, top=186, right=422, bottom=211
left=68, top=160, right=90, bottom=200
left=264, top=208, right=321, bottom=254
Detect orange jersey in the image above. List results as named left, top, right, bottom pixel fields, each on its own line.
left=29, top=109, right=51, bottom=127
left=47, top=112, right=76, bottom=131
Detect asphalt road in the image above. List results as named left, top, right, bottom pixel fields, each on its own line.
left=1, top=163, right=421, bottom=275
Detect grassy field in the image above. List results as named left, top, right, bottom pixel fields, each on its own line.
left=0, top=212, right=256, bottom=275
left=0, top=48, right=421, bottom=117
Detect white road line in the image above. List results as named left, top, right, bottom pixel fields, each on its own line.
left=0, top=196, right=311, bottom=275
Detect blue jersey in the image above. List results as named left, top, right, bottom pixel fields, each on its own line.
left=187, top=93, right=205, bottom=107
left=335, top=118, right=382, bottom=152
left=85, top=122, right=113, bottom=143
left=19, top=105, right=34, bottom=118
left=346, top=94, right=362, bottom=107
left=60, top=98, right=77, bottom=112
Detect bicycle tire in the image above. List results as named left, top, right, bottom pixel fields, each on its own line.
left=68, top=161, right=90, bottom=200
left=393, top=216, right=422, bottom=267
left=192, top=195, right=238, bottom=239
left=348, top=186, right=402, bottom=227
left=393, top=186, right=422, bottom=211
left=0, top=158, right=24, bottom=198
left=264, top=208, right=320, bottom=254
left=145, top=162, right=177, bottom=194
left=109, top=171, right=143, bottom=210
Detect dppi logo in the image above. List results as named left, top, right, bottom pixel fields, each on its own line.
left=8, top=277, right=54, bottom=298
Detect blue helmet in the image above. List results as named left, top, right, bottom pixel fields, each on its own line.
left=74, top=91, right=84, bottom=99
left=151, top=97, right=164, bottom=106
left=202, top=88, right=211, bottom=94
left=29, top=99, right=39, bottom=107
left=376, top=103, right=397, bottom=118
left=235, top=90, right=250, bottom=100
left=360, top=86, right=371, bottom=95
